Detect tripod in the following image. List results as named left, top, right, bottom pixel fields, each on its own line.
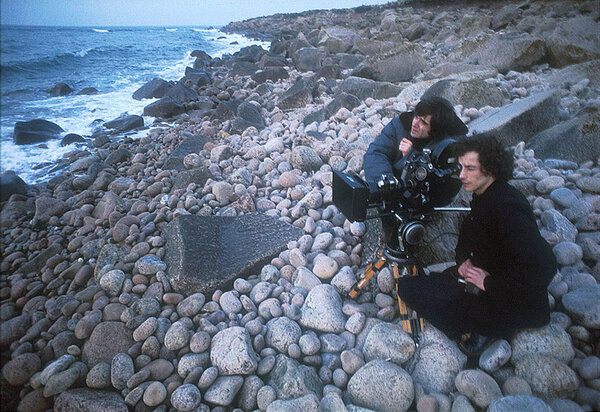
left=350, top=207, right=470, bottom=340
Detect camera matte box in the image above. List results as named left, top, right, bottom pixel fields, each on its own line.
left=333, top=170, right=369, bottom=222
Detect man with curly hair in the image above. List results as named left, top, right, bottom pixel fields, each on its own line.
left=397, top=135, right=557, bottom=356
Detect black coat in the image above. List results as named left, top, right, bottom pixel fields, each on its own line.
left=363, top=112, right=431, bottom=181
left=455, top=179, right=557, bottom=334
left=363, top=111, right=467, bottom=181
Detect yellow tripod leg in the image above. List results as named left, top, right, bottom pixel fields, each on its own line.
left=349, top=249, right=385, bottom=298
left=394, top=263, right=424, bottom=339
left=392, top=263, right=414, bottom=336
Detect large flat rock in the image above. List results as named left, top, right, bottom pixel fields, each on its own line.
left=467, top=89, right=560, bottom=147
left=164, top=215, right=303, bottom=295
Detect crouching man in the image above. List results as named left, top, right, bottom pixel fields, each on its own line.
left=397, top=135, right=557, bottom=355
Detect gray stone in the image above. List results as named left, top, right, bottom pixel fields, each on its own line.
left=1, top=353, right=41, bottom=386
left=143, top=96, right=184, bottom=118
left=487, top=395, right=552, bottom=412
left=320, top=391, right=348, bottom=412
left=467, top=89, right=561, bottom=148
left=266, top=317, right=302, bottom=354
left=547, top=16, right=600, bottom=67
left=238, top=375, right=264, bottom=411
left=347, top=359, right=414, bottom=412
left=290, top=145, right=323, bottom=172
left=457, top=33, right=546, bottom=73
left=132, top=78, right=172, bottom=100
left=0, top=313, right=31, bottom=347
left=86, top=362, right=111, bottom=388
left=54, top=388, right=127, bottom=412
left=511, top=324, right=575, bottom=364
left=166, top=81, right=198, bottom=103
left=164, top=321, right=190, bottom=351
left=143, top=381, right=167, bottom=407
left=170, top=384, right=202, bottom=411
left=352, top=46, right=427, bottom=83
left=562, top=287, right=600, bottom=328
left=210, top=326, right=259, bottom=375
left=98, top=269, right=125, bottom=296
left=163, top=135, right=211, bottom=171
left=266, top=393, right=320, bottom=412
left=172, top=167, right=211, bottom=190
left=104, top=114, right=143, bottom=132
left=82, top=321, right=135, bottom=367
left=203, top=375, right=244, bottom=406
left=455, top=369, right=503, bottom=409
left=553, top=241, right=583, bottom=266
left=502, top=376, right=532, bottom=396
left=407, top=326, right=467, bottom=394
left=177, top=293, right=206, bottom=317
left=177, top=353, right=209, bottom=378
left=515, top=355, right=579, bottom=399
left=529, top=106, right=600, bottom=164
left=164, top=215, right=302, bottom=295
left=300, top=284, right=346, bottom=333
left=277, top=77, right=313, bottom=110
left=39, top=354, right=75, bottom=385
left=479, top=339, right=511, bottom=373
left=337, top=76, right=402, bottom=100
left=13, top=118, right=64, bottom=144
left=16, top=388, right=53, bottom=412
left=135, top=255, right=166, bottom=275
left=362, top=322, right=415, bottom=365
left=540, top=209, right=578, bottom=243
left=268, top=354, right=323, bottom=400
left=44, top=362, right=88, bottom=397
left=111, top=353, right=134, bottom=390
left=422, top=78, right=504, bottom=109
left=550, top=187, right=577, bottom=207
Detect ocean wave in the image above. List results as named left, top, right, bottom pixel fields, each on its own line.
left=1, top=47, right=119, bottom=75
left=92, top=28, right=109, bottom=33
left=166, top=28, right=178, bottom=32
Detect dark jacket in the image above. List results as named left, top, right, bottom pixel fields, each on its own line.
left=455, top=180, right=557, bottom=335
left=363, top=112, right=428, bottom=181
left=363, top=111, right=467, bottom=181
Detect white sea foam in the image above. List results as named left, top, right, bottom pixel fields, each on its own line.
left=1, top=26, right=270, bottom=184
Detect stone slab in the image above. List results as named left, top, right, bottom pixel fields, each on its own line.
left=164, top=214, right=303, bottom=295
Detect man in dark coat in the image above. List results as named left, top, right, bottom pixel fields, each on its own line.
left=396, top=135, right=557, bottom=355
left=363, top=96, right=468, bottom=242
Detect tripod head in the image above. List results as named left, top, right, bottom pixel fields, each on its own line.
left=383, top=206, right=471, bottom=261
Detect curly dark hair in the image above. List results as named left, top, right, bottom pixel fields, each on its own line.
left=452, top=135, right=514, bottom=181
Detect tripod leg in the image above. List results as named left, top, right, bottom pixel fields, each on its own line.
left=392, top=263, right=415, bottom=337
left=349, top=249, right=386, bottom=298
left=393, top=263, right=424, bottom=340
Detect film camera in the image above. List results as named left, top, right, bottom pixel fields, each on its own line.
left=333, top=138, right=463, bottom=224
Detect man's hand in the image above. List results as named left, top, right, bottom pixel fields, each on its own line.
left=399, top=138, right=413, bottom=157
left=458, top=259, right=489, bottom=291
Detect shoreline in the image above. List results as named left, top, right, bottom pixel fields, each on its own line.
left=1, top=0, right=599, bottom=411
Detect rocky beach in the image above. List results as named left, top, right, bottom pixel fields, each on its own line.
left=1, top=0, right=600, bottom=411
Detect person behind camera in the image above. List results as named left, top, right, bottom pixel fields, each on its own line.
left=396, top=135, right=557, bottom=355
left=363, top=96, right=468, bottom=243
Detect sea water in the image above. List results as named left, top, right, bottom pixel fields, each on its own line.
left=0, top=25, right=269, bottom=184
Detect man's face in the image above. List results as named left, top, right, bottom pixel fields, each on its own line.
left=410, top=114, right=432, bottom=139
left=458, top=151, right=495, bottom=195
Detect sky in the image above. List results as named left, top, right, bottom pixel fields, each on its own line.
left=1, top=0, right=393, bottom=27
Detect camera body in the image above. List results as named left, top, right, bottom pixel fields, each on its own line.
left=333, top=138, right=462, bottom=222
